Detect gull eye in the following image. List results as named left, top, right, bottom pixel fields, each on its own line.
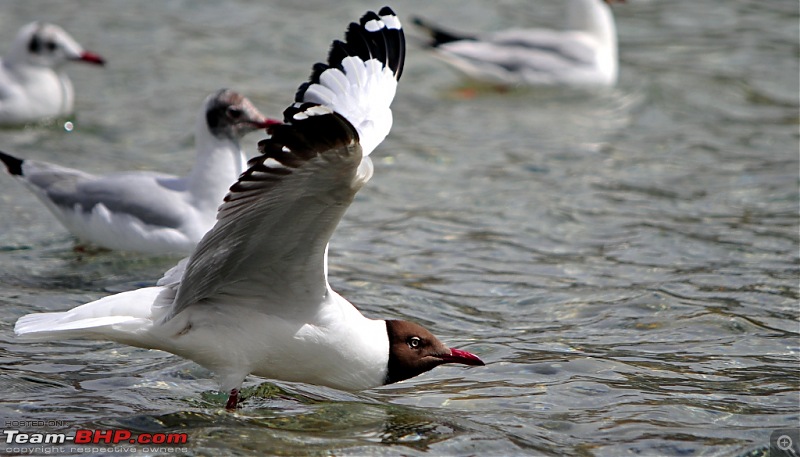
left=407, top=337, right=421, bottom=349
left=45, top=40, right=57, bottom=52
left=29, top=36, right=42, bottom=53
left=226, top=107, right=244, bottom=120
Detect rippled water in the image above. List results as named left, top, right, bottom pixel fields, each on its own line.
left=0, top=1, right=797, bottom=456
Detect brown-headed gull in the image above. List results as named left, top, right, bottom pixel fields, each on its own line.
left=15, top=7, right=484, bottom=410
left=0, top=89, right=277, bottom=254
left=413, top=0, right=622, bottom=87
left=0, top=22, right=105, bottom=125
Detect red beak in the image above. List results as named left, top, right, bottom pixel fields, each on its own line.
left=437, top=348, right=485, bottom=366
left=257, top=118, right=283, bottom=129
left=78, top=51, right=105, bottom=66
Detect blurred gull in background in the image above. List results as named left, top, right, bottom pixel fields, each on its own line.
left=0, top=89, right=277, bottom=254
left=0, top=22, right=105, bottom=125
left=413, top=0, right=623, bottom=87
left=14, top=7, right=484, bottom=410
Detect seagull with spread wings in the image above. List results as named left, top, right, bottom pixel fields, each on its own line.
left=15, top=6, right=484, bottom=409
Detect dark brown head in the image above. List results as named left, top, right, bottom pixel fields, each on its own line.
left=384, top=319, right=484, bottom=385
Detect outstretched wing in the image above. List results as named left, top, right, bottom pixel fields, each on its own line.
left=162, top=7, right=405, bottom=321
left=165, top=107, right=363, bottom=321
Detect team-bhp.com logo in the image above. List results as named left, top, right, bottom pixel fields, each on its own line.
left=4, top=428, right=188, bottom=454
left=5, top=429, right=187, bottom=445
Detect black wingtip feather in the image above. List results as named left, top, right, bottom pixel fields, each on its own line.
left=376, top=7, right=405, bottom=79
left=385, top=17, right=405, bottom=80
left=360, top=12, right=389, bottom=77
left=327, top=39, right=351, bottom=73
left=359, top=11, right=382, bottom=26
left=0, top=150, right=24, bottom=176
left=345, top=22, right=380, bottom=65
left=293, top=82, right=311, bottom=104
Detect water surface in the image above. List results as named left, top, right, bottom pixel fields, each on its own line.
left=0, top=1, right=797, bottom=456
